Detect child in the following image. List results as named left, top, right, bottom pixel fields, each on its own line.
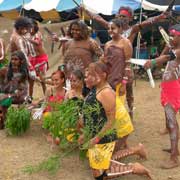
left=65, top=69, right=84, bottom=100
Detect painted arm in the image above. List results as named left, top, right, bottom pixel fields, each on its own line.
left=129, top=12, right=168, bottom=43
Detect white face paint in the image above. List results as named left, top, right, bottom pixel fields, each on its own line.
left=108, top=22, right=120, bottom=38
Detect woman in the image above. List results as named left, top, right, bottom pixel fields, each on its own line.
left=62, top=20, right=103, bottom=78
left=104, top=18, right=134, bottom=119
left=78, top=61, right=151, bottom=180
left=0, top=50, right=29, bottom=128
left=43, top=70, right=66, bottom=113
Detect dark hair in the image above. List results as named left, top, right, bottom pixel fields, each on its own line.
left=68, top=20, right=89, bottom=40
left=72, top=69, right=84, bottom=82
left=14, top=17, right=32, bottom=30
left=118, top=6, right=134, bottom=17
left=7, top=51, right=29, bottom=81
left=111, top=18, right=125, bottom=28
left=89, top=61, right=110, bottom=79
left=31, top=19, right=39, bottom=33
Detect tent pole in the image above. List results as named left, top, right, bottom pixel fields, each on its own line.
left=19, top=0, right=25, bottom=17
left=136, top=0, right=143, bottom=59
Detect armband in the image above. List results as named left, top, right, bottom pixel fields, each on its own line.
left=58, top=64, right=65, bottom=71
left=122, top=79, right=128, bottom=84
left=151, top=59, right=156, bottom=67
left=94, top=136, right=100, bottom=144
left=168, top=50, right=177, bottom=61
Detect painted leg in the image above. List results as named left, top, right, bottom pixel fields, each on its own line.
left=112, top=143, right=147, bottom=160
left=161, top=104, right=180, bottom=169
left=126, top=82, right=134, bottom=121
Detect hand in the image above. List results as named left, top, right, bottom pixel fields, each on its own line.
left=52, top=33, right=59, bottom=42
left=160, top=11, right=170, bottom=19
left=119, top=83, right=126, bottom=96
left=143, top=60, right=152, bottom=70
left=78, top=134, right=84, bottom=145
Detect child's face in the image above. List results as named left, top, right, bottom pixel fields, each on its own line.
left=51, top=73, right=64, bottom=88
left=108, top=22, right=122, bottom=38
left=17, top=27, right=29, bottom=35
left=11, top=55, right=21, bottom=70
left=70, top=74, right=82, bottom=89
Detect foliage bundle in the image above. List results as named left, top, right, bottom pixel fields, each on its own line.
left=5, top=106, right=31, bottom=135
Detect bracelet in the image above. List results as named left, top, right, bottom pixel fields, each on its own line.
left=122, top=79, right=128, bottom=84
left=94, top=136, right=100, bottom=144
left=151, top=59, right=156, bottom=68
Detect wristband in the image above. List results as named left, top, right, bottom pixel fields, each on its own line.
left=151, top=59, right=156, bottom=68
left=94, top=136, right=100, bottom=144
left=168, top=50, right=177, bottom=61
left=122, top=79, right=127, bottom=84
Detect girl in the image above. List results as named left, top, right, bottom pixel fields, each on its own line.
left=104, top=18, right=134, bottom=119
left=65, top=69, right=84, bottom=100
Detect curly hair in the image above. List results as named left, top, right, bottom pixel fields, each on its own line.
left=14, top=17, right=32, bottom=30
left=118, top=6, right=134, bottom=17
left=7, top=51, right=29, bottom=81
left=68, top=20, right=89, bottom=40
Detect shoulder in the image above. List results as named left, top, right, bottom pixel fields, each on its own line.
left=97, top=87, right=115, bottom=102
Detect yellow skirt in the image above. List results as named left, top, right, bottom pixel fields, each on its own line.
left=114, top=83, right=134, bottom=138
left=88, top=141, right=115, bottom=169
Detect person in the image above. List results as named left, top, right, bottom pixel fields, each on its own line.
left=65, top=69, right=84, bottom=100
left=42, top=70, right=66, bottom=113
left=144, top=24, right=180, bottom=169
left=9, top=17, right=34, bottom=68
left=27, top=19, right=48, bottom=98
left=0, top=50, right=29, bottom=129
left=82, top=5, right=168, bottom=120
left=78, top=61, right=151, bottom=180
left=53, top=20, right=103, bottom=78
left=0, top=38, right=5, bottom=69
left=104, top=18, right=133, bottom=98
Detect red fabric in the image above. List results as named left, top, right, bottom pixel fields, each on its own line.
left=44, top=95, right=64, bottom=112
left=169, top=29, right=180, bottom=36
left=29, top=54, right=48, bottom=73
left=119, top=9, right=132, bottom=17
left=161, top=79, right=180, bottom=112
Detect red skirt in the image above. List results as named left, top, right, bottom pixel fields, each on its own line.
left=29, top=54, right=48, bottom=73
left=161, top=79, right=180, bottom=112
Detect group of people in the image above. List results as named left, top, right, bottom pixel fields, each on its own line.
left=0, top=3, right=179, bottom=180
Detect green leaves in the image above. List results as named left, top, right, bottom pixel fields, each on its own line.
left=5, top=106, right=31, bottom=135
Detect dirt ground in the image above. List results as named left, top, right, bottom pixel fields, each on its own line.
left=1, top=17, right=180, bottom=180
left=1, top=79, right=180, bottom=180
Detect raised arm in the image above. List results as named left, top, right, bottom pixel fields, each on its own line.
left=128, top=12, right=168, bottom=43
left=81, top=6, right=109, bottom=29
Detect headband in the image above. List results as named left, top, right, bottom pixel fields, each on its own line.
left=119, top=9, right=132, bottom=17
left=169, top=29, right=180, bottom=36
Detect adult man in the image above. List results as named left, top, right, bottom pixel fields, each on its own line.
left=144, top=24, right=180, bottom=169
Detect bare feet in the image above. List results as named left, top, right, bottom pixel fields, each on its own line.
left=161, top=159, right=180, bottom=169
left=138, top=143, right=147, bottom=159
left=132, top=162, right=152, bottom=179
